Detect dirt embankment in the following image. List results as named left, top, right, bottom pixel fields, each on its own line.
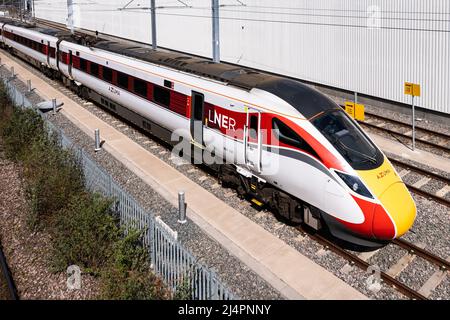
left=0, top=141, right=100, bottom=300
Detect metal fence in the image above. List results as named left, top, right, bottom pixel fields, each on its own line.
left=0, top=69, right=235, bottom=300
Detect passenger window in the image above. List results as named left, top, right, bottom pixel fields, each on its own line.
left=133, top=78, right=147, bottom=97
left=272, top=118, right=320, bottom=160
left=153, top=85, right=170, bottom=107
left=102, top=67, right=113, bottom=83
left=249, top=115, right=258, bottom=140
left=117, top=72, right=129, bottom=89
left=90, top=63, right=99, bottom=78
left=79, top=58, right=88, bottom=72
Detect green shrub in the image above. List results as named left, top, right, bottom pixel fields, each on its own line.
left=100, top=229, right=168, bottom=300
left=173, top=277, right=193, bottom=300
left=0, top=84, right=13, bottom=132
left=0, top=88, right=170, bottom=299
left=51, top=192, right=120, bottom=272
left=21, top=133, right=85, bottom=229
left=1, top=107, right=46, bottom=162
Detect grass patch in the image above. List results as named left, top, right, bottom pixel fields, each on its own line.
left=100, top=229, right=168, bottom=300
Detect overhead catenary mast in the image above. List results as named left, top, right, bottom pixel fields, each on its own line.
left=212, top=0, right=220, bottom=63
left=151, top=0, right=156, bottom=49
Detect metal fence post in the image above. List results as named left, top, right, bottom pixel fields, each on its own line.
left=52, top=98, right=57, bottom=115
left=178, top=191, right=187, bottom=224
left=94, top=128, right=101, bottom=151
left=9, top=67, right=15, bottom=81
left=412, top=96, right=416, bottom=151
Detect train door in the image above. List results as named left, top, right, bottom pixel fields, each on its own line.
left=68, top=50, right=73, bottom=77
left=244, top=108, right=262, bottom=173
left=190, top=91, right=204, bottom=163
left=46, top=41, right=50, bottom=65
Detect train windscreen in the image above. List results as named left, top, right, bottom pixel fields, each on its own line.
left=312, top=110, right=383, bottom=170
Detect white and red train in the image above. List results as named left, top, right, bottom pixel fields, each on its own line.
left=0, top=19, right=416, bottom=248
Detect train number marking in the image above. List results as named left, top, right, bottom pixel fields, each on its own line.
left=376, top=169, right=391, bottom=179
left=108, top=86, right=120, bottom=96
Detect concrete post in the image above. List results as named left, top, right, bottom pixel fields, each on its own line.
left=27, top=79, right=32, bottom=93
left=178, top=191, right=187, bottom=224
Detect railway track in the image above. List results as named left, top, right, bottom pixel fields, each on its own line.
left=388, top=157, right=450, bottom=208
left=298, top=226, right=450, bottom=300
left=297, top=226, right=427, bottom=300
left=0, top=243, right=18, bottom=300
left=393, top=239, right=450, bottom=272
left=360, top=111, right=450, bottom=154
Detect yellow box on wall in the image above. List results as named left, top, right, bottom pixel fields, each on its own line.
left=354, top=103, right=365, bottom=121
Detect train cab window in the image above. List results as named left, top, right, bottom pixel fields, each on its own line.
left=79, top=58, right=88, bottom=72
left=153, top=85, right=170, bottom=107
left=249, top=115, right=258, bottom=140
left=117, top=72, right=129, bottom=89
left=312, top=110, right=382, bottom=169
left=102, top=67, right=113, bottom=83
left=272, top=118, right=320, bottom=160
left=133, top=78, right=147, bottom=98
left=90, top=63, right=99, bottom=78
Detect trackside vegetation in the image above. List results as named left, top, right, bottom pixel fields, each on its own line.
left=0, top=82, right=177, bottom=299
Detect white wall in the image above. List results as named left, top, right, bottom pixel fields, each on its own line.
left=34, top=0, right=450, bottom=115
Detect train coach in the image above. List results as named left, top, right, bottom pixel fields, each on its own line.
left=0, top=18, right=416, bottom=248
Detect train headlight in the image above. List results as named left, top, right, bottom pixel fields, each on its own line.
left=335, top=171, right=374, bottom=199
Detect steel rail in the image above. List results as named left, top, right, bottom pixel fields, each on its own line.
left=337, top=104, right=449, bottom=153
left=0, top=243, right=18, bottom=300
left=388, top=158, right=450, bottom=185
left=393, top=239, right=450, bottom=271
left=387, top=158, right=450, bottom=207
left=405, top=184, right=450, bottom=208
left=364, top=111, right=450, bottom=141
left=360, top=121, right=450, bottom=153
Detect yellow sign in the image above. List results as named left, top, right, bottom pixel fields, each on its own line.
left=345, top=102, right=365, bottom=121
left=404, top=82, right=421, bottom=97
left=345, top=102, right=355, bottom=118
left=355, top=103, right=365, bottom=121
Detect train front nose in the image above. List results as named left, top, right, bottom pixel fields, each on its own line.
left=372, top=182, right=416, bottom=239
left=357, top=157, right=416, bottom=240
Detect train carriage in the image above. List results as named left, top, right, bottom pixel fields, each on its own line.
left=0, top=19, right=416, bottom=248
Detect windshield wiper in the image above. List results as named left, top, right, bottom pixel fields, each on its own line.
left=336, top=140, right=377, bottom=164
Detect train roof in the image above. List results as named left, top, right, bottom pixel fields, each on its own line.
left=0, top=17, right=340, bottom=119
left=94, top=40, right=339, bottom=118
left=0, top=18, right=68, bottom=38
